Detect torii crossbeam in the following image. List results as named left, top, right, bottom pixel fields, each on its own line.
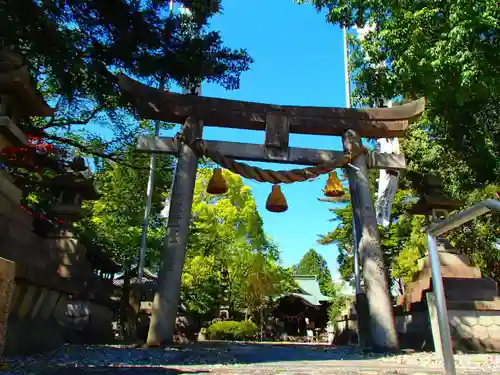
left=117, top=73, right=425, bottom=350
left=118, top=74, right=424, bottom=138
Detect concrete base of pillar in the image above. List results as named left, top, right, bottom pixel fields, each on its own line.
left=355, top=292, right=373, bottom=347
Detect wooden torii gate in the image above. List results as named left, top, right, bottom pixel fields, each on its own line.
left=117, top=73, right=425, bottom=349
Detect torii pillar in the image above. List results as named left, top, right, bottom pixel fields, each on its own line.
left=344, top=130, right=399, bottom=350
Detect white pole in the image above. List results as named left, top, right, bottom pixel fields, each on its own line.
left=343, top=27, right=351, bottom=109
left=137, top=0, right=176, bottom=284
left=138, top=78, right=165, bottom=283
left=343, top=27, right=361, bottom=294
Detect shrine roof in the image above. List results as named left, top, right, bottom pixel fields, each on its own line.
left=284, top=293, right=326, bottom=307
left=294, top=275, right=331, bottom=302
left=274, top=275, right=331, bottom=306
left=113, top=265, right=158, bottom=284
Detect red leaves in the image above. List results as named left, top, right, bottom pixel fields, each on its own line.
left=0, top=134, right=55, bottom=173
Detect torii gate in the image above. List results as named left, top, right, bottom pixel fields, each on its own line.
left=117, top=73, right=425, bottom=349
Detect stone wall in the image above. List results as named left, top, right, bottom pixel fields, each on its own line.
left=0, top=145, right=115, bottom=356
left=391, top=294, right=500, bottom=353
left=449, top=309, right=500, bottom=352
left=334, top=297, right=500, bottom=353
left=3, top=282, right=114, bottom=355
left=427, top=293, right=500, bottom=353
left=0, top=258, right=15, bottom=356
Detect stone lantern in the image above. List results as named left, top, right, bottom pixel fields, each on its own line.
left=404, top=174, right=498, bottom=307
left=46, top=159, right=100, bottom=280
left=410, top=173, right=461, bottom=222
left=49, top=157, right=100, bottom=233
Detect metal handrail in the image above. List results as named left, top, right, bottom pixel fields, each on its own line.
left=426, top=199, right=500, bottom=375
left=429, top=199, right=500, bottom=236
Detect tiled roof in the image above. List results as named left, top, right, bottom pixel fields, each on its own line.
left=273, top=275, right=331, bottom=306
left=113, top=265, right=158, bottom=281
left=294, top=275, right=331, bottom=302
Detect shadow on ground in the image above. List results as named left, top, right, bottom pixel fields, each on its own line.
left=37, top=367, right=209, bottom=374
left=1, top=343, right=399, bottom=374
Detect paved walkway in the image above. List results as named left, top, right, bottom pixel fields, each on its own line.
left=1, top=343, right=498, bottom=374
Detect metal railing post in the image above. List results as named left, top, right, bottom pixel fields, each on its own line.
left=426, top=231, right=456, bottom=375
left=424, top=198, right=499, bottom=375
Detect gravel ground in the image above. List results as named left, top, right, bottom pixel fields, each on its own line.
left=0, top=343, right=499, bottom=374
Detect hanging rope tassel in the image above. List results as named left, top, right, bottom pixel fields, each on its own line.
left=266, top=185, right=288, bottom=213
left=206, top=168, right=228, bottom=194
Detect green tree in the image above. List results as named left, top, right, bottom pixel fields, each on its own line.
left=296, top=0, right=499, bottom=185
left=181, top=168, right=293, bottom=319
left=181, top=254, right=220, bottom=318
left=187, top=168, right=271, bottom=259
left=74, top=148, right=291, bottom=321
left=294, top=249, right=350, bottom=321
left=328, top=285, right=350, bottom=322
left=231, top=250, right=281, bottom=314
left=76, top=139, right=173, bottom=266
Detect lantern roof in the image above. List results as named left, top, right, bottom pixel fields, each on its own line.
left=50, top=172, right=101, bottom=200
left=410, top=173, right=461, bottom=214
left=0, top=47, right=54, bottom=118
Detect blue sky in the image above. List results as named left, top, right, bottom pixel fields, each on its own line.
left=163, top=0, right=349, bottom=276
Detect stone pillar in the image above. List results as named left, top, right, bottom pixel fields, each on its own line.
left=343, top=130, right=399, bottom=350
left=147, top=116, right=202, bottom=346
left=0, top=257, right=15, bottom=356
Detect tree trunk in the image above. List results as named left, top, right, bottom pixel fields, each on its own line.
left=343, top=130, right=399, bottom=350
left=146, top=117, right=202, bottom=346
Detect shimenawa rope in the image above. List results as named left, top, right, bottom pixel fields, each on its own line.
left=175, top=132, right=366, bottom=185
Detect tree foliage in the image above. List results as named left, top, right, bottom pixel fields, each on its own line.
left=76, top=140, right=173, bottom=267
left=181, top=168, right=294, bottom=319
left=73, top=149, right=293, bottom=320
left=295, top=249, right=335, bottom=296
left=297, top=0, right=499, bottom=184
left=4, top=1, right=297, bottom=324
left=297, top=0, right=499, bottom=287
left=3, top=0, right=252, bottom=163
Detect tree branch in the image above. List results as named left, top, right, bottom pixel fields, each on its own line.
left=43, top=105, right=104, bottom=129
left=42, top=133, right=147, bottom=170
left=100, top=132, right=138, bottom=147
